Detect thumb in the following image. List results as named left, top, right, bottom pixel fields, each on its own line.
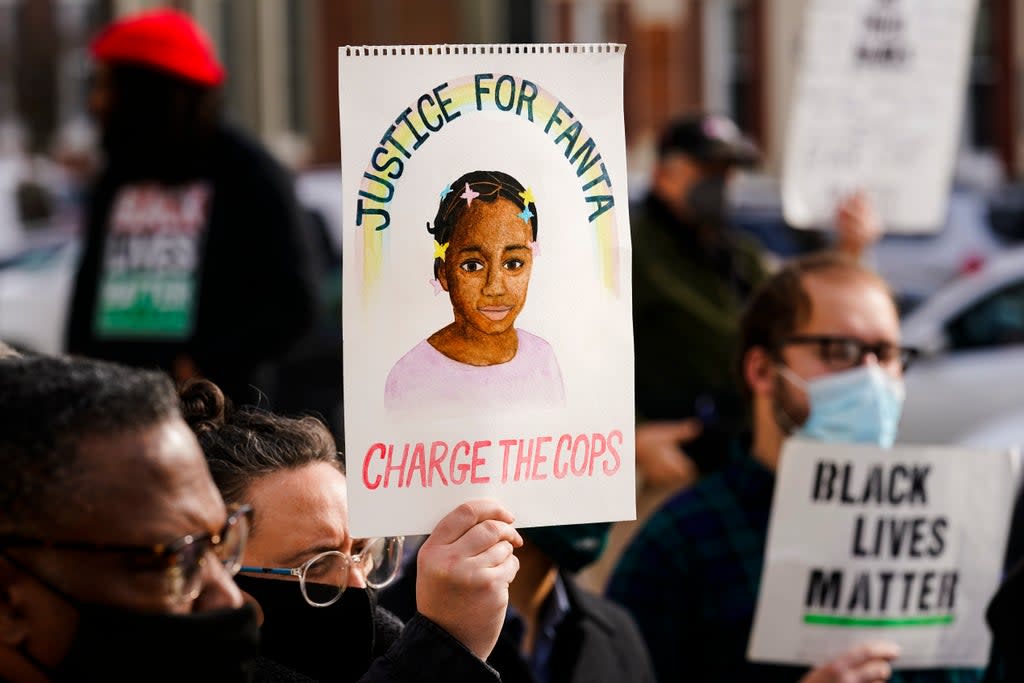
left=671, top=418, right=703, bottom=442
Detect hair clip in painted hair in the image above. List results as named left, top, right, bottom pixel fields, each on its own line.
left=460, top=182, right=480, bottom=206
left=433, top=240, right=449, bottom=260
left=429, top=278, right=444, bottom=296
left=519, top=187, right=536, bottom=206
left=528, top=240, right=540, bottom=257
left=518, top=206, right=534, bottom=223
left=439, top=183, right=453, bottom=200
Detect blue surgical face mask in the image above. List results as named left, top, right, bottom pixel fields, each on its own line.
left=778, top=364, right=905, bottom=448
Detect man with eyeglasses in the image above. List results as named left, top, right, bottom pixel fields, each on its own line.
left=1, top=356, right=521, bottom=683
left=609, top=252, right=978, bottom=682
left=0, top=355, right=260, bottom=681
left=631, top=114, right=883, bottom=491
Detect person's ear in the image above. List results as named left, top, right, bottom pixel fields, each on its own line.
left=744, top=346, right=776, bottom=398
left=0, top=560, right=29, bottom=648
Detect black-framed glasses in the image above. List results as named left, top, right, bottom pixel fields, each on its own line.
left=240, top=536, right=404, bottom=607
left=0, top=504, right=252, bottom=603
left=780, top=335, right=918, bottom=371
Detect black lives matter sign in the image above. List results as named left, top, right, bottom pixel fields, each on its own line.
left=805, top=460, right=957, bottom=626
left=749, top=439, right=1014, bottom=669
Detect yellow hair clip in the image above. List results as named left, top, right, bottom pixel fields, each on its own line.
left=433, top=240, right=449, bottom=260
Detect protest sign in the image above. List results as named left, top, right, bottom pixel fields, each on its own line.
left=338, top=44, right=635, bottom=537
left=782, top=0, right=978, bottom=233
left=748, top=439, right=1016, bottom=668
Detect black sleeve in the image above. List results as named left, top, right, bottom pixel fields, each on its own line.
left=604, top=602, right=658, bottom=683
left=360, top=614, right=500, bottom=683
left=192, top=131, right=321, bottom=375
left=65, top=175, right=117, bottom=356
left=986, top=562, right=1024, bottom=683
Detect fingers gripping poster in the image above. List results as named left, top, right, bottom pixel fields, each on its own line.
left=338, top=45, right=634, bottom=537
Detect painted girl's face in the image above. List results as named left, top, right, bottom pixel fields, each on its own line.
left=439, top=197, right=534, bottom=335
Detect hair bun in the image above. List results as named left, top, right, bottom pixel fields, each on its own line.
left=179, top=378, right=229, bottom=432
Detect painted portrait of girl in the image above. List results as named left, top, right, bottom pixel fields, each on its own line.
left=385, top=170, right=565, bottom=417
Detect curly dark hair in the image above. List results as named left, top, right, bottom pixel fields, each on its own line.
left=179, top=379, right=341, bottom=514
left=0, top=355, right=179, bottom=535
left=427, top=170, right=538, bottom=279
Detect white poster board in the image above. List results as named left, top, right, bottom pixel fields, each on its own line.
left=782, top=0, right=978, bottom=233
left=749, top=439, right=1015, bottom=668
left=339, top=44, right=635, bottom=538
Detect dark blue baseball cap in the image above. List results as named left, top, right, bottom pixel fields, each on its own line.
left=657, top=112, right=760, bottom=167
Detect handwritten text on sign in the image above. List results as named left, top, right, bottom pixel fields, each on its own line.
left=339, top=44, right=635, bottom=538
left=804, top=461, right=956, bottom=625
left=361, top=430, right=623, bottom=490
left=749, top=439, right=1015, bottom=669
left=781, top=0, right=978, bottom=232
left=355, top=74, right=615, bottom=232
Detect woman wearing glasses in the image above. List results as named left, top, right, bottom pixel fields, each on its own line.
left=180, top=378, right=521, bottom=683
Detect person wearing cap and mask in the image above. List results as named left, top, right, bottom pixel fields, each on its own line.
left=379, top=522, right=655, bottom=683
left=631, top=113, right=882, bottom=490
left=609, top=252, right=979, bottom=683
left=66, top=8, right=318, bottom=407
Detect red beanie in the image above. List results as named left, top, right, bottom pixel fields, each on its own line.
left=90, top=8, right=225, bottom=87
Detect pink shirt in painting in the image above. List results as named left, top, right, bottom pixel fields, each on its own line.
left=385, top=329, right=565, bottom=418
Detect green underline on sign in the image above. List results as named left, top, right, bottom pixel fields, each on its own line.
left=804, top=614, right=955, bottom=628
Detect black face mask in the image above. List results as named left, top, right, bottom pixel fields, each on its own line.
left=522, top=522, right=613, bottom=573
left=235, top=575, right=376, bottom=683
left=685, top=175, right=728, bottom=228
left=51, top=602, right=261, bottom=682
left=5, top=551, right=260, bottom=683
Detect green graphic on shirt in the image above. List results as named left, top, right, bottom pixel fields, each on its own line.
left=95, top=271, right=196, bottom=338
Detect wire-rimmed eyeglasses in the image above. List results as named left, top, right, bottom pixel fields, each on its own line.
left=240, top=536, right=404, bottom=607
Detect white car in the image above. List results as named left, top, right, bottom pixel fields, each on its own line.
left=955, top=410, right=1024, bottom=450
left=869, top=190, right=1005, bottom=312
left=0, top=233, right=79, bottom=354
left=729, top=184, right=1012, bottom=314
left=294, top=166, right=342, bottom=253
left=899, top=248, right=1024, bottom=447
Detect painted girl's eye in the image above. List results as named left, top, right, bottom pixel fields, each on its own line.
left=503, top=258, right=525, bottom=271
left=460, top=260, right=484, bottom=273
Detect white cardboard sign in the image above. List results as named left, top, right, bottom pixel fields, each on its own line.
left=749, top=439, right=1015, bottom=669
left=782, top=0, right=978, bottom=233
left=338, top=44, right=635, bottom=538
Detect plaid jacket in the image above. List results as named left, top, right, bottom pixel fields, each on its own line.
left=606, top=443, right=982, bottom=683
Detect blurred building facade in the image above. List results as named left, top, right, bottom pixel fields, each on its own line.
left=1, top=0, right=1021, bottom=186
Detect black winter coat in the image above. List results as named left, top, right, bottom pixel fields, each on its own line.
left=67, top=123, right=318, bottom=405
left=379, top=565, right=656, bottom=683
